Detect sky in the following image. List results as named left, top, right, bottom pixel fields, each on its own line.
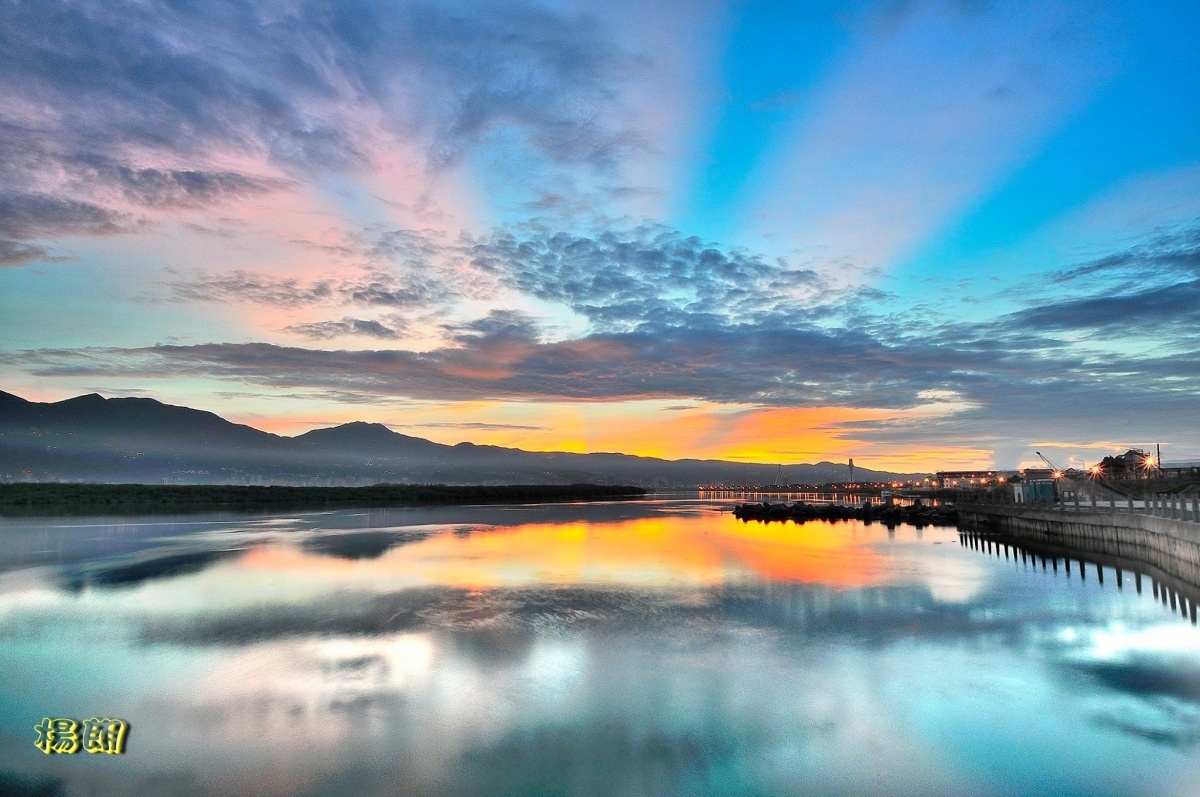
left=1, top=0, right=1198, bottom=472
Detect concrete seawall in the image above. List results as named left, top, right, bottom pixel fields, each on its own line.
left=958, top=503, right=1200, bottom=593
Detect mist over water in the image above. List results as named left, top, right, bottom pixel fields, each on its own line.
left=1, top=498, right=1197, bottom=796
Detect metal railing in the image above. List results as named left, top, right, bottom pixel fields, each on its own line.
left=959, top=489, right=1200, bottom=524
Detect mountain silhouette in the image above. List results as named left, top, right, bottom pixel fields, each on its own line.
left=0, top=390, right=918, bottom=486
left=295, top=421, right=445, bottom=456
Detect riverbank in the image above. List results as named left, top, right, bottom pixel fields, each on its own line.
left=0, top=483, right=648, bottom=517
left=957, top=503, right=1200, bottom=593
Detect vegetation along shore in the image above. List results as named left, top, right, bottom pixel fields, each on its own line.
left=0, top=483, right=648, bottom=517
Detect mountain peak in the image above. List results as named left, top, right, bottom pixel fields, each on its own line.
left=0, top=389, right=32, bottom=408
left=294, top=421, right=440, bottom=453
left=57, top=392, right=106, bottom=405
left=0, top=390, right=920, bottom=484
left=300, top=421, right=399, bottom=438
left=339, top=421, right=393, bottom=432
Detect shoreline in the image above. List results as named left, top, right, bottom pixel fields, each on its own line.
left=0, top=483, right=648, bottom=517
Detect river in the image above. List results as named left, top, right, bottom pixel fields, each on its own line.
left=1, top=497, right=1197, bottom=796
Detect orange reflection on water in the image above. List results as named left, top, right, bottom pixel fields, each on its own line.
left=713, top=520, right=883, bottom=586
left=239, top=513, right=884, bottom=590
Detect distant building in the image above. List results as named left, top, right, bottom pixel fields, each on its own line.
left=1160, top=459, right=1200, bottom=479
left=1013, top=479, right=1056, bottom=503
left=935, top=470, right=1012, bottom=488
left=1095, top=449, right=1152, bottom=478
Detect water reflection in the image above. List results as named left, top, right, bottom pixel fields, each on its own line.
left=0, top=500, right=1197, bottom=796
left=958, top=529, right=1199, bottom=626
left=58, top=549, right=242, bottom=592
left=300, top=529, right=434, bottom=561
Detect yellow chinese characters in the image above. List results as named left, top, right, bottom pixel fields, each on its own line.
left=34, top=717, right=128, bottom=755
left=83, top=718, right=129, bottom=754
left=33, top=718, right=80, bottom=755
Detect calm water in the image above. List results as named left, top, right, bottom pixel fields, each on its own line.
left=1, top=498, right=1198, bottom=796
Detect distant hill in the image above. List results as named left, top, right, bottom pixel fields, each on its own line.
left=0, top=390, right=922, bottom=486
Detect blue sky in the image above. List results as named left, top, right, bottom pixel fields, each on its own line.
left=1, top=0, right=1198, bottom=470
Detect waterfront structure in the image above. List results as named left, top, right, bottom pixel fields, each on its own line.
left=1096, top=449, right=1153, bottom=478
left=1161, top=459, right=1200, bottom=479
left=935, top=470, right=1013, bottom=488
left=1013, top=479, right=1056, bottom=504
left=958, top=498, right=1200, bottom=621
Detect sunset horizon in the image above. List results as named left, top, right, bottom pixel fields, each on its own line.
left=3, top=1, right=1198, bottom=478
left=3, top=4, right=1199, bottom=794
left=1, top=384, right=1182, bottom=474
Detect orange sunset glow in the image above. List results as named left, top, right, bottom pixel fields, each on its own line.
left=239, top=514, right=886, bottom=591
left=4, top=0, right=1197, bottom=485
left=223, top=399, right=994, bottom=473
left=4, top=3, right=1200, bottom=796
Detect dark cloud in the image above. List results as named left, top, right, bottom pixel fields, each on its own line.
left=168, top=219, right=841, bottom=329
left=0, top=193, right=128, bottom=240
left=164, top=225, right=461, bottom=310
left=407, top=422, right=544, bottom=431
left=467, top=225, right=827, bottom=330
left=11, top=314, right=1197, bottom=425
left=0, top=240, right=56, bottom=267
left=0, top=0, right=642, bottom=259
left=74, top=158, right=288, bottom=208
left=170, top=271, right=336, bottom=308
left=1051, top=225, right=1200, bottom=284
left=342, top=275, right=452, bottom=308
left=368, top=229, right=447, bottom=267
left=9, top=215, right=1200, bottom=454
left=165, top=223, right=838, bottom=328
left=167, top=264, right=454, bottom=312
left=0, top=191, right=129, bottom=265
left=1000, top=279, right=1200, bottom=338
left=448, top=310, right=543, bottom=342
left=362, top=1, right=643, bottom=170
left=285, top=317, right=403, bottom=340
left=11, top=276, right=1200, bottom=456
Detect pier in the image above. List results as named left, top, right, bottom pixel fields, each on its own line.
left=732, top=498, right=958, bottom=527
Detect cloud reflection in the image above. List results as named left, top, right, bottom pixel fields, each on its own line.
left=1, top=505, right=1198, bottom=796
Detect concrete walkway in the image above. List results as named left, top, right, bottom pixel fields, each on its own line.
left=958, top=502, right=1200, bottom=604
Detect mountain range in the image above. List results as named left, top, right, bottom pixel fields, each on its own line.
left=0, top=390, right=919, bottom=486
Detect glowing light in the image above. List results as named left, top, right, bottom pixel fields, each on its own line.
left=239, top=514, right=887, bottom=590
